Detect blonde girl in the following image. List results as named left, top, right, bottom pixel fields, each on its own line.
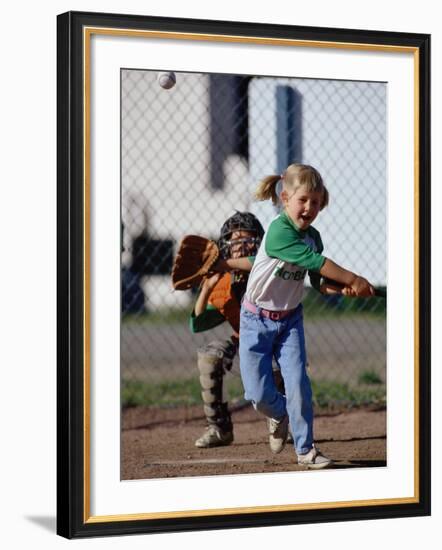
left=239, top=163, right=374, bottom=469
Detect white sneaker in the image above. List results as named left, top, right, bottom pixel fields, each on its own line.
left=267, top=415, right=289, bottom=454
left=194, top=425, right=234, bottom=448
left=297, top=445, right=333, bottom=470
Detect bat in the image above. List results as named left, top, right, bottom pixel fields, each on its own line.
left=322, top=278, right=387, bottom=298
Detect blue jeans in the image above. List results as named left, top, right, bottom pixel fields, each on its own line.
left=239, top=304, right=313, bottom=454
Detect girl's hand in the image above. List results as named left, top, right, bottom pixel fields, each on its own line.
left=319, top=281, right=349, bottom=295
left=341, top=286, right=356, bottom=296
left=350, top=276, right=375, bottom=297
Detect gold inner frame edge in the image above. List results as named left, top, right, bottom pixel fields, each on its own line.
left=82, top=27, right=420, bottom=524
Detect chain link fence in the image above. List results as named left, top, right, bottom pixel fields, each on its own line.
left=121, top=69, right=387, bottom=409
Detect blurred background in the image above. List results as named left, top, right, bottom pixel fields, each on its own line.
left=121, top=69, right=387, bottom=411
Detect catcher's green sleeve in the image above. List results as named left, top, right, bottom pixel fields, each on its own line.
left=189, top=304, right=226, bottom=333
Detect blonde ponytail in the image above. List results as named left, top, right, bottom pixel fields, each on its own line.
left=254, top=175, right=281, bottom=205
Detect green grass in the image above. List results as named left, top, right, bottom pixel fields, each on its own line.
left=311, top=380, right=386, bottom=411
left=122, top=289, right=386, bottom=326
left=358, top=369, right=383, bottom=385
left=122, top=376, right=385, bottom=410
left=122, top=375, right=244, bottom=408
left=302, top=289, right=387, bottom=319
left=122, top=307, right=190, bottom=326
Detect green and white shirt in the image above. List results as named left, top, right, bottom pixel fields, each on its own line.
left=245, top=211, right=325, bottom=311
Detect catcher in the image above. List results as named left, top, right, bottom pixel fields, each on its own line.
left=186, top=212, right=264, bottom=447
left=172, top=212, right=289, bottom=448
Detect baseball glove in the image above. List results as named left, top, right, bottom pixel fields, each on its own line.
left=172, top=235, right=220, bottom=290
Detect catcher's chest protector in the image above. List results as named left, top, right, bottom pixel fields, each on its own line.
left=208, top=273, right=240, bottom=333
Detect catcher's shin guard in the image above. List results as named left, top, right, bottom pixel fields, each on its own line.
left=197, top=340, right=236, bottom=433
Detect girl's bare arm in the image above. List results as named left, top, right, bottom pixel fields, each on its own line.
left=320, top=258, right=374, bottom=297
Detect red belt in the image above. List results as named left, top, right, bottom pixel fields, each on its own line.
left=243, top=297, right=295, bottom=321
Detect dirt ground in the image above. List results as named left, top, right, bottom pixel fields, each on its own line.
left=122, top=404, right=386, bottom=480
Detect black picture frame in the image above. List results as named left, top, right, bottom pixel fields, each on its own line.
left=57, top=11, right=431, bottom=539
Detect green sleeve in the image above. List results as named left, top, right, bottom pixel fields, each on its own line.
left=247, top=255, right=256, bottom=265
left=265, top=216, right=325, bottom=272
left=189, top=304, right=226, bottom=333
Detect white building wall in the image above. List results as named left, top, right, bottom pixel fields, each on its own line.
left=122, top=70, right=387, bottom=310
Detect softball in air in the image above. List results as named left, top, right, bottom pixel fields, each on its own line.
left=157, top=71, right=176, bottom=90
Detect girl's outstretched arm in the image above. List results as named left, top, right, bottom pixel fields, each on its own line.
left=320, top=258, right=374, bottom=297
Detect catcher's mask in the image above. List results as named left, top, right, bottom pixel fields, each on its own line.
left=218, top=211, right=264, bottom=259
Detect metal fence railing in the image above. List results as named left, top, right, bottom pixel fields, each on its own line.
left=121, top=69, right=386, bottom=408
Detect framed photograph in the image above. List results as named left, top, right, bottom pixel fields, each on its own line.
left=57, top=11, right=431, bottom=538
